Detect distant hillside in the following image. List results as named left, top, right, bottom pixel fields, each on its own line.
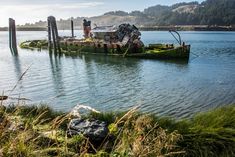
left=18, top=0, right=235, bottom=29
left=141, top=0, right=235, bottom=25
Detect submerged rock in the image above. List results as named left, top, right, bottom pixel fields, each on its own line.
left=67, top=118, right=109, bottom=141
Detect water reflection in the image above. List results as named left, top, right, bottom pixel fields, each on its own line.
left=64, top=54, right=143, bottom=110
left=49, top=54, right=65, bottom=99
left=59, top=53, right=189, bottom=111
left=12, top=54, right=22, bottom=80
left=158, top=59, right=189, bottom=68
left=9, top=53, right=25, bottom=97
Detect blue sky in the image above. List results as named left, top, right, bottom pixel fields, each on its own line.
left=0, top=0, right=204, bottom=27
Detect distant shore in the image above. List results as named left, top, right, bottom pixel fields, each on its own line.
left=0, top=25, right=235, bottom=31
left=139, top=25, right=235, bottom=31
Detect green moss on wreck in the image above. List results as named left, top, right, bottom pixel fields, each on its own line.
left=20, top=40, right=134, bottom=55
left=19, top=39, right=190, bottom=59
left=20, top=40, right=48, bottom=50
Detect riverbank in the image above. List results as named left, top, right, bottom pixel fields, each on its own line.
left=0, top=104, right=235, bottom=156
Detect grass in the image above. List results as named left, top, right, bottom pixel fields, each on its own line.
left=0, top=104, right=235, bottom=156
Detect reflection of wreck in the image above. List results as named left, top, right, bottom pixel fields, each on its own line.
left=20, top=19, right=190, bottom=59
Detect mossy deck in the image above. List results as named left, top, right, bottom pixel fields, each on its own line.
left=20, top=40, right=190, bottom=59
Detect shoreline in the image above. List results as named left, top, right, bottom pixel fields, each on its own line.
left=1, top=25, right=235, bottom=31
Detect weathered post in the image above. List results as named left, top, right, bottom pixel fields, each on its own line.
left=51, top=20, right=58, bottom=54
left=71, top=20, right=74, bottom=38
left=9, top=21, right=12, bottom=53
left=47, top=17, right=52, bottom=53
left=53, top=17, right=61, bottom=53
left=47, top=16, right=61, bottom=55
left=9, top=18, right=18, bottom=55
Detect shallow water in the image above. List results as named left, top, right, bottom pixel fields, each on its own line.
left=0, top=30, right=235, bottom=118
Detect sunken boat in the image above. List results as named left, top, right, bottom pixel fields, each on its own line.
left=20, top=19, right=190, bottom=59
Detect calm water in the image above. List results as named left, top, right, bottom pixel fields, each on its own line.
left=1, top=30, right=235, bottom=118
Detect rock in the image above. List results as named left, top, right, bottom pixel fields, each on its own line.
left=67, top=118, right=109, bottom=142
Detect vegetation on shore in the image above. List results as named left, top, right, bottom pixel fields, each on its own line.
left=1, top=104, right=235, bottom=157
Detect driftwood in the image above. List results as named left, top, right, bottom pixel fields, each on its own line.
left=0, top=96, right=8, bottom=100
left=0, top=96, right=31, bottom=101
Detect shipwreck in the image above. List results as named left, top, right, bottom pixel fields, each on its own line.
left=20, top=18, right=190, bottom=60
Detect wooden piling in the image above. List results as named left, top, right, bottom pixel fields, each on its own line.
left=47, top=17, right=52, bottom=53
left=9, top=18, right=18, bottom=55
left=71, top=20, right=74, bottom=38
left=9, top=21, right=12, bottom=53
left=50, top=18, right=57, bottom=54
left=47, top=16, right=61, bottom=55
left=53, top=17, right=61, bottom=53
